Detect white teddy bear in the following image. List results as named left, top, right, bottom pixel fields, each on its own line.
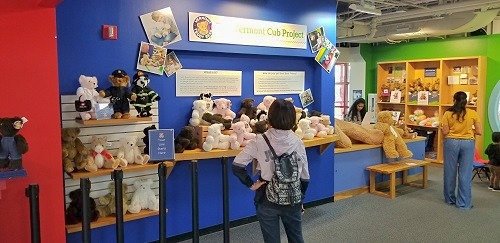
left=117, top=136, right=149, bottom=166
left=256, top=96, right=276, bottom=113
left=239, top=114, right=253, bottom=133
left=202, top=124, right=235, bottom=151
left=309, top=116, right=328, bottom=138
left=189, top=100, right=209, bottom=127
left=128, top=179, right=159, bottom=214
left=319, top=115, right=335, bottom=135
left=295, top=118, right=316, bottom=140
left=230, top=121, right=256, bottom=149
left=76, top=75, right=101, bottom=120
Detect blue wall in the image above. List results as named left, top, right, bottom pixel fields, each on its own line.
left=57, top=0, right=337, bottom=241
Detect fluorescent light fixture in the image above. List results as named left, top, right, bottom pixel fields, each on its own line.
left=349, top=3, right=382, bottom=16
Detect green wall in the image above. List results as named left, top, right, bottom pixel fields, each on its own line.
left=361, top=34, right=500, bottom=149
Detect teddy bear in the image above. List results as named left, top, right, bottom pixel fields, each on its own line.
left=99, top=69, right=137, bottom=119
left=62, top=128, right=97, bottom=173
left=76, top=75, right=102, bottom=121
left=409, top=109, right=426, bottom=124
left=237, top=98, right=257, bottom=120
left=250, top=110, right=268, bottom=134
left=174, top=126, right=198, bottom=153
left=189, top=100, right=210, bottom=127
left=90, top=136, right=120, bottom=169
left=117, top=136, right=149, bottom=165
left=334, top=123, right=353, bottom=148
left=230, top=121, right=256, bottom=149
left=201, top=113, right=232, bottom=130
left=130, top=71, right=160, bottom=117
left=309, top=116, right=328, bottom=138
left=468, top=91, right=478, bottom=106
left=198, top=93, right=214, bottom=112
left=96, top=182, right=129, bottom=217
left=319, top=115, right=335, bottom=135
left=202, top=123, right=235, bottom=151
left=212, top=98, right=236, bottom=120
left=295, top=118, right=316, bottom=140
left=238, top=114, right=253, bottom=133
left=0, top=117, right=29, bottom=170
left=128, top=179, right=159, bottom=214
left=374, top=111, right=413, bottom=159
left=65, top=189, right=99, bottom=225
left=335, top=119, right=384, bottom=145
left=256, top=96, right=276, bottom=113
left=143, top=125, right=156, bottom=155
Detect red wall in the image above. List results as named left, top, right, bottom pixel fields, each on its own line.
left=0, top=7, right=65, bottom=243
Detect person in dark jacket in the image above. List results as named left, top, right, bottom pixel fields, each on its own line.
left=485, top=132, right=500, bottom=191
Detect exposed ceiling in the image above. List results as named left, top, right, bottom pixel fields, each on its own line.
left=337, top=0, right=500, bottom=43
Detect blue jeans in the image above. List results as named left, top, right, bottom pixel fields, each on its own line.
left=256, top=199, right=304, bottom=243
left=443, top=138, right=475, bottom=209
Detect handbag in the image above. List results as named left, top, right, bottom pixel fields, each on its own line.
left=75, top=95, right=92, bottom=112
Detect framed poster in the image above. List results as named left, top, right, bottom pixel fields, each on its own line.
left=299, top=88, right=314, bottom=108
left=353, top=90, right=363, bottom=101
left=418, top=91, right=429, bottom=105
left=390, top=90, right=402, bottom=103
left=424, top=68, right=437, bottom=77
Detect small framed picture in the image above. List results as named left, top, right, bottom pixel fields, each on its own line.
left=390, top=90, right=402, bottom=103
left=165, top=51, right=182, bottom=77
left=353, top=90, right=363, bottom=101
left=417, top=91, right=429, bottom=105
left=299, top=89, right=314, bottom=108
left=469, top=76, right=478, bottom=85
left=424, top=68, right=437, bottom=77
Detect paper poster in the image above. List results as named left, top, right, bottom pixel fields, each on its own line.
left=390, top=90, right=402, bottom=103
left=314, top=45, right=340, bottom=73
left=353, top=90, right=363, bottom=101
left=418, top=91, right=429, bottom=105
left=176, top=69, right=242, bottom=96
left=136, top=42, right=167, bottom=75
left=254, top=71, right=304, bottom=95
left=308, top=27, right=325, bottom=53
left=148, top=129, right=175, bottom=161
left=299, top=88, right=314, bottom=108
left=165, top=51, right=182, bottom=77
left=140, top=7, right=182, bottom=47
left=448, top=76, right=459, bottom=85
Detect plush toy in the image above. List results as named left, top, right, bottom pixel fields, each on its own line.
left=295, top=118, right=316, bottom=140
left=131, top=71, right=160, bottom=117
left=419, top=116, right=439, bottom=127
left=174, top=126, right=198, bottom=153
left=99, top=69, right=137, bottom=119
left=409, top=109, right=426, bottom=124
left=0, top=117, right=29, bottom=170
left=256, top=96, right=276, bottom=112
left=250, top=110, right=268, bottom=134
left=212, top=98, right=236, bottom=120
left=237, top=98, right=257, bottom=120
left=201, top=113, right=232, bottom=130
left=202, top=124, right=234, bottom=151
left=230, top=121, right=256, bottom=149
left=199, top=93, right=214, bottom=112
left=334, top=123, right=352, bottom=148
left=65, top=189, right=99, bottom=225
left=143, top=125, right=156, bottom=155
left=128, top=179, right=159, bottom=214
left=117, top=136, right=149, bottom=165
left=374, top=111, right=413, bottom=159
left=319, top=115, right=335, bottom=135
left=239, top=114, right=253, bottom=133
left=97, top=182, right=129, bottom=217
left=62, top=128, right=97, bottom=173
left=335, top=119, right=384, bottom=145
left=189, top=100, right=210, bottom=127
left=76, top=75, right=101, bottom=120
left=309, top=116, right=328, bottom=138
left=469, top=92, right=478, bottom=106
left=90, top=136, right=120, bottom=169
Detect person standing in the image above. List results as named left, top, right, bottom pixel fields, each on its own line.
left=441, top=91, right=482, bottom=209
left=346, top=98, right=367, bottom=124
left=485, top=132, right=500, bottom=191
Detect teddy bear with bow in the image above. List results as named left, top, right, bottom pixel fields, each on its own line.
left=0, top=117, right=29, bottom=170
left=131, top=71, right=160, bottom=117
left=90, top=136, right=120, bottom=169
left=99, top=69, right=137, bottom=119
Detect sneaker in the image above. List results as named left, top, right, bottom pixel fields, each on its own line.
left=492, top=188, right=500, bottom=192
left=488, top=186, right=494, bottom=190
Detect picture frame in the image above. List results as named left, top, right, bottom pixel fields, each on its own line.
left=353, top=89, right=363, bottom=101
left=165, top=51, right=182, bottom=77
left=136, top=42, right=167, bottom=75
left=469, top=76, right=478, bottom=85
left=299, top=88, right=314, bottom=108
left=417, top=91, right=429, bottom=105
left=424, top=68, right=437, bottom=77
left=139, top=7, right=182, bottom=47
left=390, top=90, right=402, bottom=103
left=308, top=27, right=325, bottom=53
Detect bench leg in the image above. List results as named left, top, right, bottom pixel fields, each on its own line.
left=422, top=165, right=428, bottom=188
left=402, top=170, right=408, bottom=185
left=369, top=171, right=376, bottom=193
left=390, top=173, right=396, bottom=199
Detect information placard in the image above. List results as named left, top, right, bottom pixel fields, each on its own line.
left=176, top=69, right=242, bottom=97
left=148, top=129, right=175, bottom=161
left=254, top=71, right=305, bottom=95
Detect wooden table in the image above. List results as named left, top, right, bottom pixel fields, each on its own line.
left=366, top=159, right=430, bottom=199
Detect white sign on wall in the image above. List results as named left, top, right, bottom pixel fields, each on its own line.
left=254, top=71, right=305, bottom=95
left=176, top=69, right=242, bottom=97
left=189, top=12, right=307, bottom=49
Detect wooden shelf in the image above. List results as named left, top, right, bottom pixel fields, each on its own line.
left=407, top=104, right=439, bottom=107
left=66, top=209, right=159, bottom=233
left=75, top=117, right=152, bottom=126
left=406, top=124, right=439, bottom=130
left=68, top=161, right=175, bottom=180
left=377, top=102, right=405, bottom=105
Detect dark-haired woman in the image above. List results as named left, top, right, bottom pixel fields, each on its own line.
left=441, top=91, right=482, bottom=209
left=346, top=98, right=367, bottom=124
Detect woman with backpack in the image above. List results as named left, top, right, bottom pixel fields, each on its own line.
left=233, top=99, right=310, bottom=243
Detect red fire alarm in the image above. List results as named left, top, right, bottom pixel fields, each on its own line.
left=102, top=25, right=118, bottom=40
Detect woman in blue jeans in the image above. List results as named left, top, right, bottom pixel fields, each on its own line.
left=441, top=91, right=482, bottom=209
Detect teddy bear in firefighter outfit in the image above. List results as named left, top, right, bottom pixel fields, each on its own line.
left=131, top=71, right=161, bottom=117
left=99, top=69, right=137, bottom=119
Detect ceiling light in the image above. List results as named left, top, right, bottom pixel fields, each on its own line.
left=349, top=2, right=382, bottom=16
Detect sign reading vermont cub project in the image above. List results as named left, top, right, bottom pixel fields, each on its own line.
left=148, top=129, right=175, bottom=161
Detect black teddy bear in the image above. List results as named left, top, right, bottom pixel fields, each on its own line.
left=237, top=98, right=257, bottom=120
left=0, top=117, right=29, bottom=170
left=142, top=125, right=157, bottom=155
left=174, top=126, right=198, bottom=153
left=65, top=189, right=99, bottom=225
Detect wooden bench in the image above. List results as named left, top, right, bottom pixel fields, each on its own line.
left=366, top=159, right=430, bottom=199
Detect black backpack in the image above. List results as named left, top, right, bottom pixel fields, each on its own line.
left=262, top=134, right=302, bottom=205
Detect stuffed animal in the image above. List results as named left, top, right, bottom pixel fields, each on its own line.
left=143, top=125, right=156, bottom=155
left=295, top=118, right=316, bottom=140
left=469, top=92, right=478, bottom=106
left=335, top=119, right=384, bottom=145
left=189, top=100, right=210, bottom=127
left=97, top=182, right=129, bottom=217
left=239, top=114, right=253, bottom=133
left=90, top=136, right=120, bottom=169
left=374, top=111, right=413, bottom=159
left=309, top=116, right=328, bottom=138
left=0, top=117, right=29, bottom=170
left=128, top=179, right=159, bottom=213
left=319, top=115, right=334, bottom=135
left=334, top=123, right=352, bottom=148
left=199, top=93, right=214, bottom=112
left=76, top=75, right=101, bottom=120
left=237, top=98, right=257, bottom=120
left=62, top=128, right=97, bottom=173
left=99, top=69, right=137, bottom=119
left=409, top=109, right=426, bottom=124
left=230, top=121, right=256, bottom=149
left=131, top=71, right=160, bottom=117
left=117, top=136, right=149, bottom=165
left=250, top=110, right=268, bottom=134
left=256, top=96, right=276, bottom=112
left=65, top=189, right=99, bottom=225
left=212, top=98, right=236, bottom=120
left=201, top=113, right=232, bottom=130
left=174, top=126, right=198, bottom=153
left=202, top=123, right=234, bottom=151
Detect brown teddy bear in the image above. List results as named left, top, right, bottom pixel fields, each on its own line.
left=96, top=182, right=129, bottom=217
left=335, top=119, right=384, bottom=145
left=237, top=98, right=257, bottom=120
left=90, top=136, right=119, bottom=169
left=62, top=128, right=97, bottom=173
left=99, top=69, right=137, bottom=119
left=174, top=126, right=198, bottom=153
left=374, top=111, right=413, bottom=159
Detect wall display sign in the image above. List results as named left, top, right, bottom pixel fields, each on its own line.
left=188, top=12, right=307, bottom=49
left=353, top=90, right=363, bottom=101
left=139, top=7, right=182, bottom=47
left=148, top=129, right=175, bottom=161
left=254, top=71, right=305, bottom=95
left=299, top=88, right=314, bottom=108
left=176, top=69, right=242, bottom=96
